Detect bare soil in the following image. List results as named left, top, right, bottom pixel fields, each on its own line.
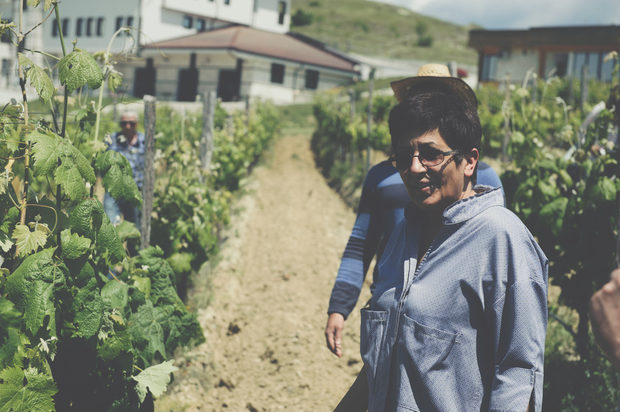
left=155, top=133, right=371, bottom=411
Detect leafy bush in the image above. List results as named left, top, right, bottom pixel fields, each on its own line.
left=0, top=2, right=280, bottom=410
left=291, top=9, right=313, bottom=27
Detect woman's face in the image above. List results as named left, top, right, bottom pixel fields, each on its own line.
left=395, top=129, right=477, bottom=214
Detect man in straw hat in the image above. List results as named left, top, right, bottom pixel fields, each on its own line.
left=329, top=63, right=547, bottom=411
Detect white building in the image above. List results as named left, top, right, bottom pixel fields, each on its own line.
left=134, top=26, right=359, bottom=103
left=9, top=0, right=358, bottom=103
left=40, top=0, right=292, bottom=55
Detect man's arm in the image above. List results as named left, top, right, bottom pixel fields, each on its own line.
left=325, top=167, right=383, bottom=356
left=590, top=268, right=620, bottom=367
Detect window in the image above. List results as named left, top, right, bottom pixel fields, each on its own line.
left=270, top=63, right=285, bottom=84
left=86, top=17, right=93, bottom=36
left=278, top=1, right=286, bottom=25
left=481, top=54, right=498, bottom=81
left=96, top=17, right=104, bottom=36
left=602, top=52, right=616, bottom=82
left=224, top=0, right=230, bottom=5
left=52, top=18, right=58, bottom=36
left=76, top=17, right=83, bottom=36
left=1, top=59, right=10, bottom=77
left=1, top=19, right=12, bottom=43
left=183, top=15, right=193, bottom=29
left=61, top=18, right=69, bottom=37
left=197, top=18, right=206, bottom=32
left=305, top=69, right=319, bottom=89
left=126, top=16, right=133, bottom=36
left=115, top=16, right=123, bottom=31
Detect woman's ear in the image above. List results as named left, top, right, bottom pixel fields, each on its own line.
left=463, top=148, right=479, bottom=178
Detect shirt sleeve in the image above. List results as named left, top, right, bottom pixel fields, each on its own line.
left=488, top=236, right=548, bottom=412
left=328, top=169, right=382, bottom=319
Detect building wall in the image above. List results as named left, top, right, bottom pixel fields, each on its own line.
left=492, top=48, right=539, bottom=82
left=36, top=0, right=140, bottom=54
left=129, top=50, right=355, bottom=104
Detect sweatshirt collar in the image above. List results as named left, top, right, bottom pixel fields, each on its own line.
left=405, top=186, right=504, bottom=225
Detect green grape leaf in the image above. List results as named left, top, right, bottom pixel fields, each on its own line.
left=0, top=299, right=21, bottom=330
left=101, top=280, right=129, bottom=312
left=5, top=248, right=66, bottom=336
left=132, top=360, right=178, bottom=403
left=107, top=69, right=123, bottom=93
left=116, top=220, right=141, bottom=241
left=539, top=197, right=568, bottom=237
left=0, top=230, right=13, bottom=253
left=96, top=216, right=126, bottom=264
left=69, top=198, right=104, bottom=239
left=591, top=177, right=617, bottom=203
left=97, top=326, right=132, bottom=363
left=128, top=301, right=166, bottom=366
left=0, top=367, right=57, bottom=412
left=95, top=150, right=142, bottom=205
left=58, top=49, right=103, bottom=92
left=12, top=223, right=49, bottom=257
left=135, top=247, right=180, bottom=309
left=29, top=131, right=96, bottom=200
left=132, top=276, right=151, bottom=298
left=0, top=170, right=12, bottom=195
left=0, top=328, right=21, bottom=370
left=60, top=229, right=91, bottom=260
left=18, top=54, right=55, bottom=103
left=71, top=278, right=103, bottom=339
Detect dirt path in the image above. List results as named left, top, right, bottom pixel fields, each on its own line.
left=156, top=133, right=371, bottom=411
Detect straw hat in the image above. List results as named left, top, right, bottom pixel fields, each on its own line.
left=390, top=63, right=477, bottom=108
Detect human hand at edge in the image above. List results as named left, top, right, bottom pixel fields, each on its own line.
left=590, top=268, right=620, bottom=367
left=325, top=313, right=345, bottom=358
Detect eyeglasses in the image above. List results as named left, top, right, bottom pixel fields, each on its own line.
left=120, top=121, right=137, bottom=126
left=395, top=147, right=460, bottom=170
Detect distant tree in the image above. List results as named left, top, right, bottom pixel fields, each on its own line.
left=415, top=21, right=428, bottom=36
left=291, top=9, right=314, bottom=27
left=417, top=35, right=433, bottom=47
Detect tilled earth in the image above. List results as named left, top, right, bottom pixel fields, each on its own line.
left=156, top=134, right=371, bottom=411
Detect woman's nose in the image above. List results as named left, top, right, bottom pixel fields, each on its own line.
left=408, top=155, right=426, bottom=174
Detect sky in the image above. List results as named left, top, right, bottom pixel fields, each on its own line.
left=372, top=0, right=620, bottom=29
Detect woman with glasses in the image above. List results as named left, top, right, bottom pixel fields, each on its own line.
left=360, top=67, right=548, bottom=412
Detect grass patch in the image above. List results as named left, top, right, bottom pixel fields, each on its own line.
left=290, top=0, right=477, bottom=64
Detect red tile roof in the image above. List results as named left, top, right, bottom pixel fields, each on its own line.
left=145, top=25, right=359, bottom=73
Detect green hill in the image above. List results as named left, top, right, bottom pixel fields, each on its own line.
left=290, top=0, right=478, bottom=65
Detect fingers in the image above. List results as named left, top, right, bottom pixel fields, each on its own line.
left=325, top=313, right=345, bottom=358
left=334, top=324, right=343, bottom=358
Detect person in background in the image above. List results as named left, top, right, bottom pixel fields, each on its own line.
left=103, top=110, right=145, bottom=229
left=590, top=268, right=620, bottom=368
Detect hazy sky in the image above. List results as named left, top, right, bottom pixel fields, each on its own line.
left=372, top=0, right=620, bottom=29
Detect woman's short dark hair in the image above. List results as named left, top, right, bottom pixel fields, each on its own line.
left=388, top=91, right=482, bottom=161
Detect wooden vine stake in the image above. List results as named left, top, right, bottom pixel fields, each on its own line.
left=200, top=89, right=215, bottom=180
left=141, top=95, right=156, bottom=249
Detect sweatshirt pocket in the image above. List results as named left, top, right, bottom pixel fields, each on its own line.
left=360, top=308, right=388, bottom=389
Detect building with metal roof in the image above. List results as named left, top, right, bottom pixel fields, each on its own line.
left=468, top=25, right=620, bottom=84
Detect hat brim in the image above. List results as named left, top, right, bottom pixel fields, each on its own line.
left=390, top=76, right=477, bottom=108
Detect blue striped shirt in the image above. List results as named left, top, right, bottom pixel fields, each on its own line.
left=362, top=187, right=548, bottom=412
left=327, top=161, right=503, bottom=318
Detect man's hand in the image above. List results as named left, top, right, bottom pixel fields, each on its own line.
left=325, top=313, right=345, bottom=358
left=590, top=268, right=620, bottom=367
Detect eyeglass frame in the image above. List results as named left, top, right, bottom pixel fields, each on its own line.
left=395, top=147, right=460, bottom=171
left=120, top=120, right=137, bottom=126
